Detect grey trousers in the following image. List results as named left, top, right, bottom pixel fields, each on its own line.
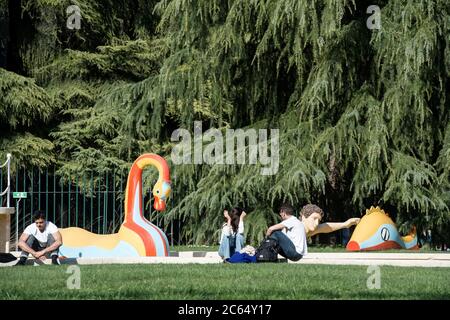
left=20, top=234, right=58, bottom=258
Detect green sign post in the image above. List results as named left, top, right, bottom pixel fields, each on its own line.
left=13, top=192, right=27, bottom=199
left=13, top=192, right=27, bottom=250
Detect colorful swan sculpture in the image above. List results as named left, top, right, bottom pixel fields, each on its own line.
left=59, top=154, right=171, bottom=258
left=346, top=206, right=418, bottom=251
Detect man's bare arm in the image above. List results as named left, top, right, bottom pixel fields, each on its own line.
left=309, top=218, right=360, bottom=237
left=41, top=231, right=62, bottom=255
left=266, top=223, right=285, bottom=236
left=18, top=233, right=37, bottom=256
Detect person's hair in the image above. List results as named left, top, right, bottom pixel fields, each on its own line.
left=280, top=203, right=294, bottom=216
left=300, top=204, right=324, bottom=218
left=229, top=207, right=243, bottom=233
left=33, top=210, right=46, bottom=221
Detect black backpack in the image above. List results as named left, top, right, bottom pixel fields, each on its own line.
left=0, top=253, right=17, bottom=263
left=255, top=238, right=280, bottom=262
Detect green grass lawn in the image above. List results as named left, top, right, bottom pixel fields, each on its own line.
left=1, top=264, right=449, bottom=299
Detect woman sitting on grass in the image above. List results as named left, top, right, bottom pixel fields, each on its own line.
left=218, top=208, right=246, bottom=260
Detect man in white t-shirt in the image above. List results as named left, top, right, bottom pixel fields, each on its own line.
left=266, top=203, right=306, bottom=261
left=266, top=203, right=360, bottom=261
left=16, top=210, right=62, bottom=265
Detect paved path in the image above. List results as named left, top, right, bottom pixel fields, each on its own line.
left=1, top=252, right=449, bottom=267
left=292, top=252, right=450, bottom=267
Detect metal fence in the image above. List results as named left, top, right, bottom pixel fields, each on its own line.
left=0, top=166, right=181, bottom=249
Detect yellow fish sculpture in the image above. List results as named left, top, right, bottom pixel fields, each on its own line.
left=347, top=206, right=418, bottom=251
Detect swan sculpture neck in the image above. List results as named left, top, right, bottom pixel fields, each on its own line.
left=124, top=154, right=171, bottom=224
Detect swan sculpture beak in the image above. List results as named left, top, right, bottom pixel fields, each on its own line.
left=154, top=196, right=166, bottom=211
